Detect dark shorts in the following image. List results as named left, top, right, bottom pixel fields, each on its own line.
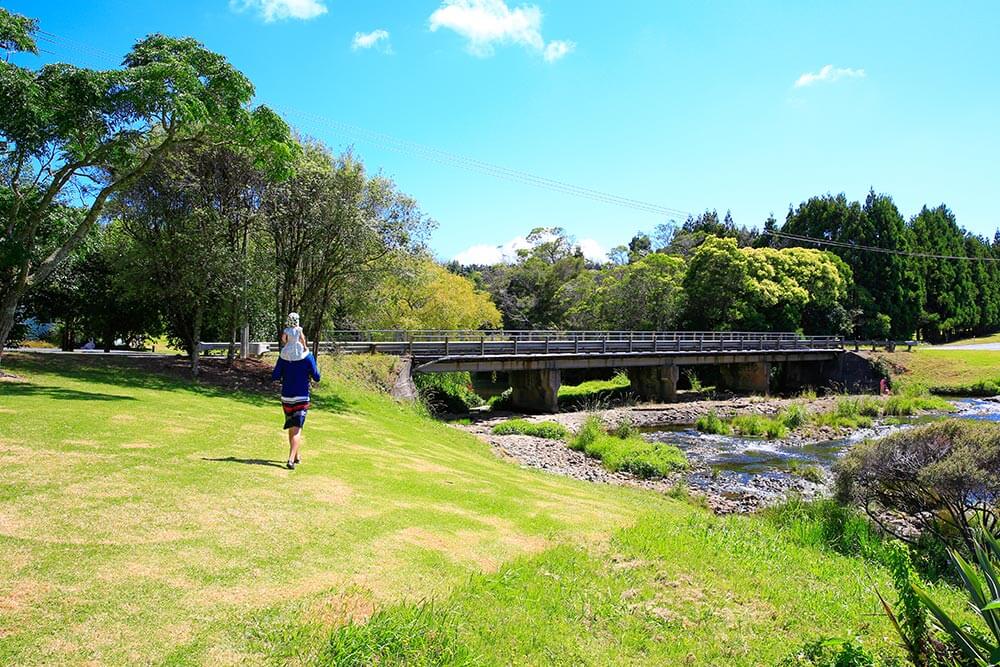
left=282, top=401, right=310, bottom=430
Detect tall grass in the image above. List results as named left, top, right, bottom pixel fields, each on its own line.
left=491, top=419, right=569, bottom=440
left=570, top=416, right=686, bottom=478
left=695, top=410, right=731, bottom=435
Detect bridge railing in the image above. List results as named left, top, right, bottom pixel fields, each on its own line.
left=321, top=330, right=838, bottom=343
left=308, top=330, right=843, bottom=357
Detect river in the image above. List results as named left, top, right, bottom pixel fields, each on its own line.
left=640, top=397, right=1000, bottom=511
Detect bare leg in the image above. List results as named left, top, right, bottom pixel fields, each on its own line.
left=287, top=427, right=302, bottom=466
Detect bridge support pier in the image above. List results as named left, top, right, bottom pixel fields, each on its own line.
left=719, top=361, right=771, bottom=395
left=509, top=369, right=561, bottom=413
left=627, top=364, right=680, bottom=403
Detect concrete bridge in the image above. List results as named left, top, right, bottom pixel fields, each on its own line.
left=318, top=330, right=850, bottom=412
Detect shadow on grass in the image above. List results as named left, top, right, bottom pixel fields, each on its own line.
left=3, top=353, right=352, bottom=414
left=0, top=383, right=138, bottom=401
left=202, top=456, right=289, bottom=469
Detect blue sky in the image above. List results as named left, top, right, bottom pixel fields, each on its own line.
left=11, top=0, right=1000, bottom=263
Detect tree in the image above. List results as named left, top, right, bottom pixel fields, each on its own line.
left=683, top=237, right=853, bottom=334
left=0, top=8, right=292, bottom=366
left=783, top=191, right=922, bottom=338
left=116, top=144, right=250, bottom=376
left=265, top=141, right=433, bottom=345
left=910, top=205, right=978, bottom=341
left=682, top=237, right=750, bottom=329
left=24, top=222, right=159, bottom=351
left=481, top=227, right=585, bottom=329
left=365, top=257, right=502, bottom=330
left=561, top=253, right=686, bottom=330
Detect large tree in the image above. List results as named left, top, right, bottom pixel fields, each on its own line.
left=266, top=141, right=433, bottom=346
left=782, top=191, right=922, bottom=338
left=910, top=205, right=979, bottom=341
left=0, top=7, right=291, bottom=366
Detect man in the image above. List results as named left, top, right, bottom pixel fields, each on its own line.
left=271, top=351, right=321, bottom=470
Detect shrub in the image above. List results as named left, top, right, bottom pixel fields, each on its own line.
left=486, top=388, right=513, bottom=411
left=491, top=419, right=569, bottom=440
left=906, top=526, right=1000, bottom=666
left=695, top=410, right=731, bottom=435
left=414, top=372, right=483, bottom=413
left=570, top=416, right=686, bottom=478
left=836, top=420, right=1000, bottom=555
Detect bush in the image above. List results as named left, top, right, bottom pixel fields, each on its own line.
left=570, top=416, right=686, bottom=479
left=903, top=525, right=1000, bottom=666
left=415, top=372, right=484, bottom=414
left=836, top=420, right=1000, bottom=555
left=491, top=419, right=569, bottom=440
left=695, top=410, right=731, bottom=435
left=486, top=388, right=513, bottom=411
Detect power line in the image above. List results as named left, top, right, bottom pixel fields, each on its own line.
left=765, top=230, right=1000, bottom=262
left=33, top=29, right=694, bottom=221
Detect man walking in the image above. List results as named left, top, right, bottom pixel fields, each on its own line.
left=271, top=351, right=321, bottom=470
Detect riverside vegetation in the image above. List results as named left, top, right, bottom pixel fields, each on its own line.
left=695, top=386, right=952, bottom=439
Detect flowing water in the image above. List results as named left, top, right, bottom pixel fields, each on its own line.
left=641, top=397, right=1000, bottom=508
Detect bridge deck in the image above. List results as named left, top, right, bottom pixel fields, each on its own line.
left=298, top=330, right=843, bottom=373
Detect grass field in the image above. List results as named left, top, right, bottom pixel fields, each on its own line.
left=0, top=354, right=968, bottom=664
left=941, top=332, right=1000, bottom=346
left=878, top=348, right=1000, bottom=393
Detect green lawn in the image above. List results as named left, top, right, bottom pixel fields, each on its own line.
left=0, top=354, right=966, bottom=664
left=878, top=348, right=1000, bottom=392
left=941, top=332, right=1000, bottom=346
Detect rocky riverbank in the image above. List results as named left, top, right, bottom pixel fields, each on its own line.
left=457, top=394, right=1000, bottom=514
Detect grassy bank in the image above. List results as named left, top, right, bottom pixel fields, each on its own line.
left=876, top=348, right=1000, bottom=394
left=0, top=353, right=969, bottom=664
left=0, top=354, right=638, bottom=664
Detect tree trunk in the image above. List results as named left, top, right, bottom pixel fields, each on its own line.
left=191, top=304, right=203, bottom=378
left=103, top=325, right=113, bottom=353
left=0, top=286, right=21, bottom=370
left=61, top=318, right=75, bottom=352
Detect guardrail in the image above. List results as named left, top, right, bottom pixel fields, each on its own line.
left=300, top=330, right=843, bottom=359
left=843, top=340, right=920, bottom=352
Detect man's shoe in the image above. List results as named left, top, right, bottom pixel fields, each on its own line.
left=294, top=456, right=301, bottom=464
left=286, top=461, right=296, bottom=470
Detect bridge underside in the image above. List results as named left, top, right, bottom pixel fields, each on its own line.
left=415, top=351, right=839, bottom=413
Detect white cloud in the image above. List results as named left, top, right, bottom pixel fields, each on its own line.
left=429, top=0, right=573, bottom=62
left=543, top=39, right=574, bottom=63
left=576, top=238, right=606, bottom=263
left=452, top=235, right=606, bottom=265
left=230, top=0, right=328, bottom=22
left=794, top=64, right=866, bottom=88
left=453, top=236, right=531, bottom=265
left=352, top=29, right=391, bottom=52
